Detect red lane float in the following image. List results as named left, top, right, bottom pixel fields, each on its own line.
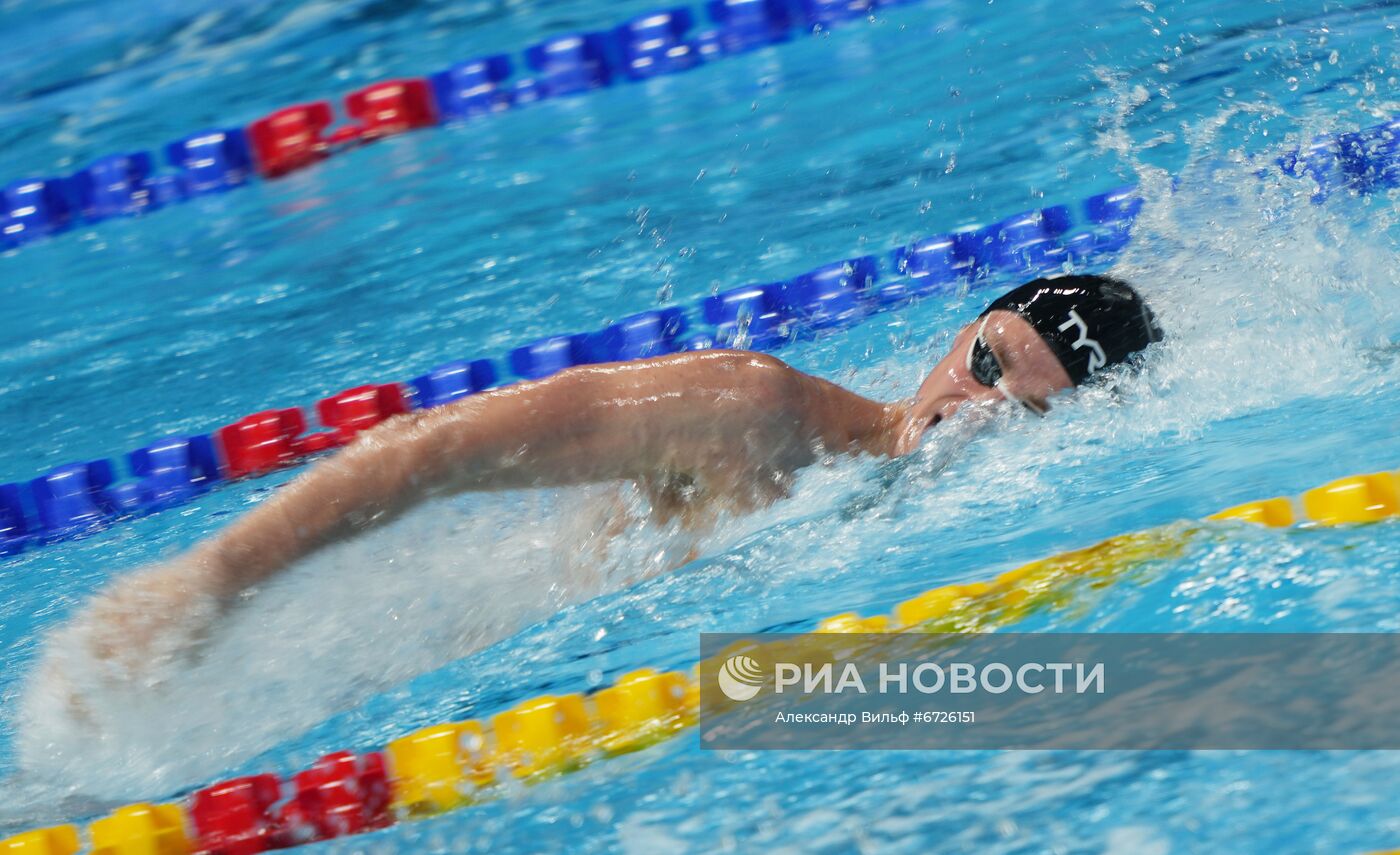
left=190, top=774, right=287, bottom=855
left=213, top=385, right=407, bottom=479
left=315, top=384, right=409, bottom=446
left=246, top=79, right=437, bottom=180
left=215, top=409, right=321, bottom=479
left=344, top=79, right=437, bottom=139
left=277, top=752, right=392, bottom=844
left=247, top=103, right=335, bottom=178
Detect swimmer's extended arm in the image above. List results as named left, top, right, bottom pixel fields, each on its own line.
left=66, top=350, right=899, bottom=679
left=197, top=350, right=899, bottom=599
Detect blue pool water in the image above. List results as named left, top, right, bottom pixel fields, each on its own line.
left=4, top=0, right=1400, bottom=851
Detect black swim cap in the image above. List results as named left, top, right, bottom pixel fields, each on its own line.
left=977, top=274, right=1163, bottom=385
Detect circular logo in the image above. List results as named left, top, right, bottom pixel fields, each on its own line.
left=717, top=655, right=765, bottom=702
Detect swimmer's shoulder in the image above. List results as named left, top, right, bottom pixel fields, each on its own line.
left=541, top=348, right=805, bottom=401
left=628, top=351, right=889, bottom=450
left=600, top=347, right=796, bottom=376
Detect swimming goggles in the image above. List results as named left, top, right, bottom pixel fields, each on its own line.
left=966, top=317, right=1049, bottom=416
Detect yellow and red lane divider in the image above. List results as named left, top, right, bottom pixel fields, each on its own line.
left=4, top=468, right=1399, bottom=854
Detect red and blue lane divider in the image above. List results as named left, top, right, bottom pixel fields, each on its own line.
left=3, top=0, right=1396, bottom=248
left=0, top=0, right=917, bottom=249
left=0, top=181, right=1142, bottom=560
left=0, top=383, right=418, bottom=557
left=1, top=0, right=1396, bottom=244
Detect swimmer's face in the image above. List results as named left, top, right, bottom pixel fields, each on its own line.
left=906, top=310, right=1074, bottom=438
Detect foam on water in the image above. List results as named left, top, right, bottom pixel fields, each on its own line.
left=12, top=484, right=696, bottom=796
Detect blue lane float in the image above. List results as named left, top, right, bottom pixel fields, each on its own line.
left=164, top=128, right=255, bottom=196
left=428, top=56, right=515, bottom=121
left=1336, top=118, right=1400, bottom=192
left=949, top=224, right=994, bottom=275
left=783, top=255, right=878, bottom=330
left=410, top=359, right=498, bottom=408
left=0, top=484, right=29, bottom=557
left=1084, top=185, right=1145, bottom=226
left=706, top=0, right=792, bottom=53
left=702, top=281, right=793, bottom=348
left=800, top=0, right=878, bottom=27
left=890, top=233, right=961, bottom=288
left=69, top=152, right=164, bottom=222
left=615, top=8, right=705, bottom=79
left=524, top=33, right=614, bottom=98
left=591, top=308, right=690, bottom=360
left=2, top=178, right=74, bottom=246
left=511, top=77, right=546, bottom=105
left=29, top=461, right=120, bottom=543
left=997, top=205, right=1072, bottom=246
left=121, top=435, right=225, bottom=512
left=1061, top=230, right=1103, bottom=263
left=509, top=334, right=594, bottom=380
left=1276, top=137, right=1341, bottom=204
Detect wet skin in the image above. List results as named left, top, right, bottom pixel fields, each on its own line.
left=73, top=312, right=1074, bottom=674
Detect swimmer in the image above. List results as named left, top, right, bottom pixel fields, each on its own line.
left=69, top=274, right=1162, bottom=678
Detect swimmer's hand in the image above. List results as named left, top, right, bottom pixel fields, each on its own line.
left=73, top=552, right=230, bottom=685
left=28, top=552, right=231, bottom=727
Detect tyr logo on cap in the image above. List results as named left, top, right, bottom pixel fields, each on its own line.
left=1057, top=309, right=1106, bottom=374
